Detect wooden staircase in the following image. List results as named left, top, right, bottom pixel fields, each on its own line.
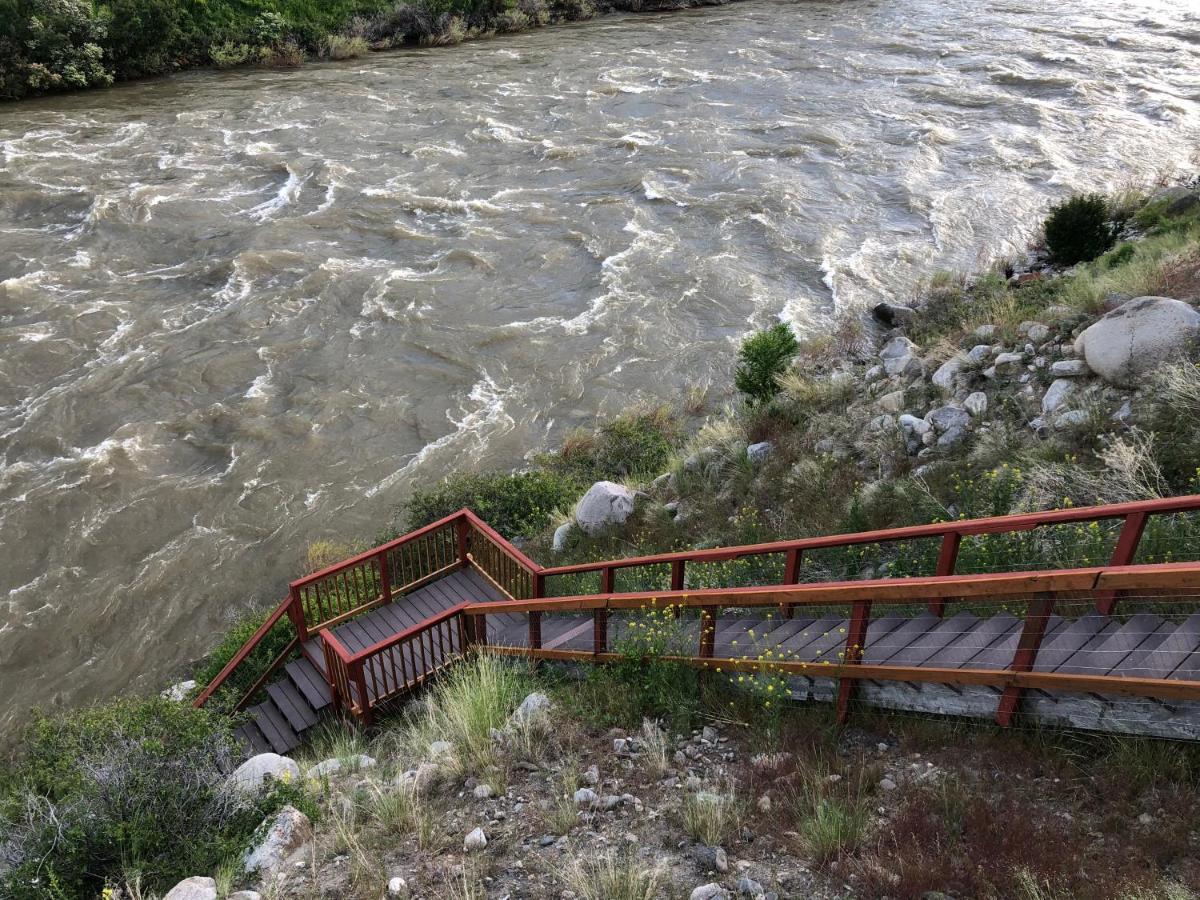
left=194, top=499, right=1200, bottom=750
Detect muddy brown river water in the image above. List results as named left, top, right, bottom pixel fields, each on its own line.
left=1, top=0, right=1198, bottom=735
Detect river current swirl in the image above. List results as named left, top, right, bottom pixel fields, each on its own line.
left=1, top=0, right=1198, bottom=734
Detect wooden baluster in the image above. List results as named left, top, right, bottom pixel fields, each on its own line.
left=782, top=548, right=803, bottom=619
left=1096, top=512, right=1148, bottom=615
left=928, top=532, right=961, bottom=618
left=835, top=600, right=872, bottom=724
left=699, top=607, right=717, bottom=658
left=995, top=592, right=1057, bottom=726
left=321, top=639, right=341, bottom=712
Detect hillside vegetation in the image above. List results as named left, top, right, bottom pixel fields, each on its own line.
left=0, top=0, right=735, bottom=101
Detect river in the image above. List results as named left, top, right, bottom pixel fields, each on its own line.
left=1, top=0, right=1197, bottom=735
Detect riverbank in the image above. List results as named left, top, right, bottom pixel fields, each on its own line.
left=5, top=178, right=1200, bottom=899
left=0, top=0, right=737, bottom=101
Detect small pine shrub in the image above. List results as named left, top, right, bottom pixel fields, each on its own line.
left=734, top=323, right=799, bottom=404
left=1043, top=193, right=1116, bottom=266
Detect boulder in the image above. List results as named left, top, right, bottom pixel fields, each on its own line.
left=879, top=336, right=922, bottom=377
left=876, top=390, right=905, bottom=413
left=575, top=481, right=636, bottom=535
left=1050, top=359, right=1089, bottom=377
left=1055, top=409, right=1090, bottom=429
left=967, top=344, right=992, bottom=364
left=163, top=877, right=218, bottom=900
left=937, top=426, right=968, bottom=449
left=866, top=414, right=897, bottom=433
left=993, top=352, right=1024, bottom=375
left=464, top=827, right=488, bottom=851
left=872, top=302, right=917, bottom=328
left=397, top=761, right=443, bottom=797
left=1027, top=323, right=1051, bottom=343
left=162, top=680, right=197, bottom=702
left=307, top=755, right=376, bottom=778
left=1074, top=297, right=1200, bottom=386
left=974, top=324, right=998, bottom=341
left=691, top=885, right=731, bottom=900
left=963, top=392, right=988, bottom=417
left=511, top=692, right=552, bottom=726
left=243, top=805, right=313, bottom=876
left=228, top=892, right=262, bottom=900
left=551, top=522, right=572, bottom=553
left=898, top=414, right=930, bottom=454
left=387, top=877, right=408, bottom=897
left=746, top=441, right=773, bottom=465
left=574, top=787, right=599, bottom=807
left=930, top=357, right=964, bottom=394
left=229, top=753, right=301, bottom=795
left=1042, top=379, right=1077, bottom=415
left=925, top=406, right=970, bottom=434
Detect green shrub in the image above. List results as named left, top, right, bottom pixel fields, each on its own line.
left=0, top=697, right=306, bottom=897
left=0, top=0, right=113, bottom=99
left=1105, top=242, right=1136, bottom=269
left=1043, top=193, right=1116, bottom=267
left=735, top=324, right=799, bottom=404
left=401, top=469, right=580, bottom=539
left=544, top=406, right=682, bottom=482
left=209, top=40, right=255, bottom=68
left=96, top=0, right=184, bottom=78
left=321, top=32, right=369, bottom=58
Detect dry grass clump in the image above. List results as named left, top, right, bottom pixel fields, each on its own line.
left=321, top=34, right=370, bottom=60
left=681, top=785, right=740, bottom=846
left=563, top=851, right=665, bottom=900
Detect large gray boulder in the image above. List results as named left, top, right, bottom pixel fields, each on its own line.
left=243, top=805, right=313, bottom=876
left=879, top=335, right=922, bottom=377
left=229, top=753, right=301, bottom=795
left=575, top=481, right=635, bottom=535
left=1074, top=297, right=1200, bottom=386
left=163, top=877, right=218, bottom=900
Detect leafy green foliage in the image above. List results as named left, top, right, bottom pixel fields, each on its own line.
left=401, top=470, right=580, bottom=540
left=0, top=0, right=112, bottom=99
left=1043, top=193, right=1116, bottom=266
left=735, top=324, right=799, bottom=404
left=541, top=406, right=683, bottom=482
left=0, top=697, right=308, bottom=898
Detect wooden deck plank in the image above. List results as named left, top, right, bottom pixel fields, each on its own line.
left=287, top=657, right=332, bottom=711
left=1056, top=613, right=1163, bottom=677
left=253, top=700, right=300, bottom=754
left=1034, top=615, right=1111, bottom=672
left=1126, top=612, right=1200, bottom=680
left=268, top=680, right=318, bottom=733
left=861, top=614, right=927, bottom=665
left=933, top=614, right=1018, bottom=669
left=887, top=613, right=979, bottom=668
left=776, top=615, right=846, bottom=659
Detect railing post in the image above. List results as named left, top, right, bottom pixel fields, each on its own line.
left=995, top=592, right=1056, bottom=726
left=671, top=560, right=685, bottom=618
left=782, top=548, right=803, bottom=619
left=1096, top=512, right=1148, bottom=615
left=473, top=613, right=488, bottom=647
left=593, top=566, right=613, bottom=653
left=353, top=660, right=373, bottom=727
left=456, top=515, right=471, bottom=566
left=377, top=549, right=393, bottom=605
left=321, top=639, right=342, bottom=713
left=928, top=532, right=961, bottom=618
left=836, top=600, right=871, bottom=724
left=699, top=606, right=717, bottom=658
left=288, top=584, right=309, bottom=643
left=533, top=572, right=546, bottom=600
left=528, top=612, right=542, bottom=651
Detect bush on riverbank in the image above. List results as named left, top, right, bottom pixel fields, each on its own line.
left=0, top=697, right=309, bottom=898
left=0, top=0, right=735, bottom=100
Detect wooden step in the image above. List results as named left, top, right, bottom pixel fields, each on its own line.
left=268, top=680, right=319, bottom=733
left=286, top=657, right=333, bottom=712
left=249, top=700, right=301, bottom=755
left=234, top=720, right=273, bottom=755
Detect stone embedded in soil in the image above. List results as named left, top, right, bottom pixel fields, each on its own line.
left=464, top=827, right=488, bottom=851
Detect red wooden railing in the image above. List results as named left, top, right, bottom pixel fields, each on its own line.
left=196, top=496, right=1200, bottom=721
left=537, top=494, right=1200, bottom=617
left=462, top=561, right=1200, bottom=727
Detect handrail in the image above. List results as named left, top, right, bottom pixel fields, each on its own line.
left=460, top=562, right=1200, bottom=615
left=537, top=494, right=1200, bottom=577
left=463, top=561, right=1200, bottom=727
left=193, top=595, right=293, bottom=709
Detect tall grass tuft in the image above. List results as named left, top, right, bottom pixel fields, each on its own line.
left=564, top=851, right=665, bottom=900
